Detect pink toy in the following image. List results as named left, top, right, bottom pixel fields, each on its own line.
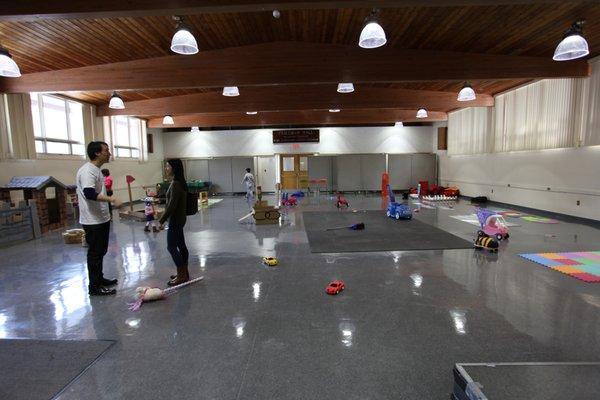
left=476, top=208, right=510, bottom=241
left=129, top=276, right=204, bottom=311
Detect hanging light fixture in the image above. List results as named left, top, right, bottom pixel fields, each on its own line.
left=223, top=86, right=240, bottom=97
left=190, top=126, right=200, bottom=133
left=170, top=16, right=199, bottom=55
left=358, top=9, right=387, bottom=49
left=457, top=82, right=476, bottom=102
left=0, top=45, right=21, bottom=78
left=416, top=108, right=428, bottom=118
left=163, top=115, right=174, bottom=125
left=395, top=122, right=403, bottom=127
left=553, top=21, right=589, bottom=61
left=246, top=111, right=258, bottom=115
left=329, top=109, right=341, bottom=113
left=337, top=83, right=355, bottom=93
left=108, top=91, right=125, bottom=109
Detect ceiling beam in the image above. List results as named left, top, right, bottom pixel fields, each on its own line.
left=97, top=85, right=493, bottom=116
left=0, top=42, right=589, bottom=93
left=146, top=109, right=448, bottom=128
left=0, top=1, right=583, bottom=22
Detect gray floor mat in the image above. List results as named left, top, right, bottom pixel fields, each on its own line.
left=0, top=339, right=113, bottom=400
left=303, top=210, right=472, bottom=253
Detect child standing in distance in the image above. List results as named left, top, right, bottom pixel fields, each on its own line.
left=143, top=195, right=159, bottom=232
left=242, top=167, right=255, bottom=207
left=101, top=169, right=113, bottom=219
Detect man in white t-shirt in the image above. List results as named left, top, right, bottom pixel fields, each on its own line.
left=76, top=141, right=122, bottom=296
left=242, top=167, right=255, bottom=205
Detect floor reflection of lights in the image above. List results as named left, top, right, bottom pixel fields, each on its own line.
left=232, top=317, right=246, bottom=338
left=252, top=282, right=261, bottom=302
left=339, top=320, right=356, bottom=348
left=450, top=309, right=468, bottom=335
left=49, top=276, right=90, bottom=336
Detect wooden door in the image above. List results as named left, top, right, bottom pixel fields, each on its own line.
left=280, top=155, right=309, bottom=190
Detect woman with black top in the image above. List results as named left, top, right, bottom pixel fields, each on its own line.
left=159, top=159, right=189, bottom=286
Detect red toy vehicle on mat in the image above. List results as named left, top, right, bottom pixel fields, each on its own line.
left=336, top=193, right=349, bottom=208
left=326, top=280, right=345, bottom=295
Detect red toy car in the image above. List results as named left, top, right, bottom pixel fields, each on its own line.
left=336, top=194, right=349, bottom=208
left=326, top=280, right=345, bottom=295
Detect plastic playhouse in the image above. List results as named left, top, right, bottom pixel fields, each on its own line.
left=475, top=208, right=509, bottom=241
left=386, top=185, right=412, bottom=220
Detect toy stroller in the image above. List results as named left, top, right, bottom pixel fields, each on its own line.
left=336, top=193, right=349, bottom=208
left=475, top=208, right=509, bottom=241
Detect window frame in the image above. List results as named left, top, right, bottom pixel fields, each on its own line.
left=31, top=93, right=86, bottom=157
left=111, top=116, right=142, bottom=160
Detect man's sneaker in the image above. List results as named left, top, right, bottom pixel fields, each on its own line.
left=144, top=226, right=150, bottom=232
left=88, top=286, right=117, bottom=296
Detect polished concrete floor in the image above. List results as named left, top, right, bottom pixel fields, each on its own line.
left=1, top=194, right=600, bottom=399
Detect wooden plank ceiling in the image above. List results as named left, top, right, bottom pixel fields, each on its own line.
left=0, top=1, right=598, bottom=128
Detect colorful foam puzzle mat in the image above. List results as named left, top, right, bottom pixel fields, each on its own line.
left=520, top=251, right=600, bottom=282
left=521, top=216, right=559, bottom=224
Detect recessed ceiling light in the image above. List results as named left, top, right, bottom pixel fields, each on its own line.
left=395, top=122, right=403, bottom=127
left=223, top=86, right=240, bottom=97
left=163, top=115, right=174, bottom=125
left=553, top=21, right=589, bottom=61
left=337, top=83, right=355, bottom=93
left=108, top=91, right=125, bottom=109
left=0, top=45, right=21, bottom=78
left=359, top=10, right=386, bottom=49
left=170, top=16, right=199, bottom=55
left=457, top=82, right=476, bottom=102
left=246, top=111, right=258, bottom=115
left=190, top=126, right=200, bottom=132
left=329, top=109, right=341, bottom=113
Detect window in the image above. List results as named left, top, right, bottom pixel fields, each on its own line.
left=30, top=94, right=85, bottom=156
left=111, top=116, right=141, bottom=159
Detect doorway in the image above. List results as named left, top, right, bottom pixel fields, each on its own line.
left=280, top=154, right=309, bottom=190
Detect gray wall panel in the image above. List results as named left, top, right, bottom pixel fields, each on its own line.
left=208, top=158, right=233, bottom=193
left=186, top=159, right=209, bottom=182
left=388, top=154, right=412, bottom=190
left=411, top=154, right=437, bottom=188
left=336, top=155, right=362, bottom=191
left=231, top=157, right=254, bottom=192
left=360, top=154, right=386, bottom=191
left=308, top=156, right=333, bottom=192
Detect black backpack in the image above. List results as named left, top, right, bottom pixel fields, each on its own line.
left=186, top=192, right=199, bottom=215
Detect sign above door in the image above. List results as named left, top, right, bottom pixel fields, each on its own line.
left=273, top=129, right=319, bottom=143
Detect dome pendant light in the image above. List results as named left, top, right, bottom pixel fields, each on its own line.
left=337, top=83, right=355, bottom=93
left=108, top=91, right=125, bottom=109
left=329, top=109, right=341, bottom=113
left=170, top=16, right=199, bottom=55
left=190, top=126, right=200, bottom=133
left=246, top=111, right=258, bottom=115
left=457, top=82, right=476, bottom=102
left=223, top=86, right=240, bottom=97
left=553, top=21, right=589, bottom=61
left=416, top=108, right=428, bottom=118
left=163, top=115, right=174, bottom=125
left=0, top=45, right=21, bottom=78
left=359, top=9, right=387, bottom=49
